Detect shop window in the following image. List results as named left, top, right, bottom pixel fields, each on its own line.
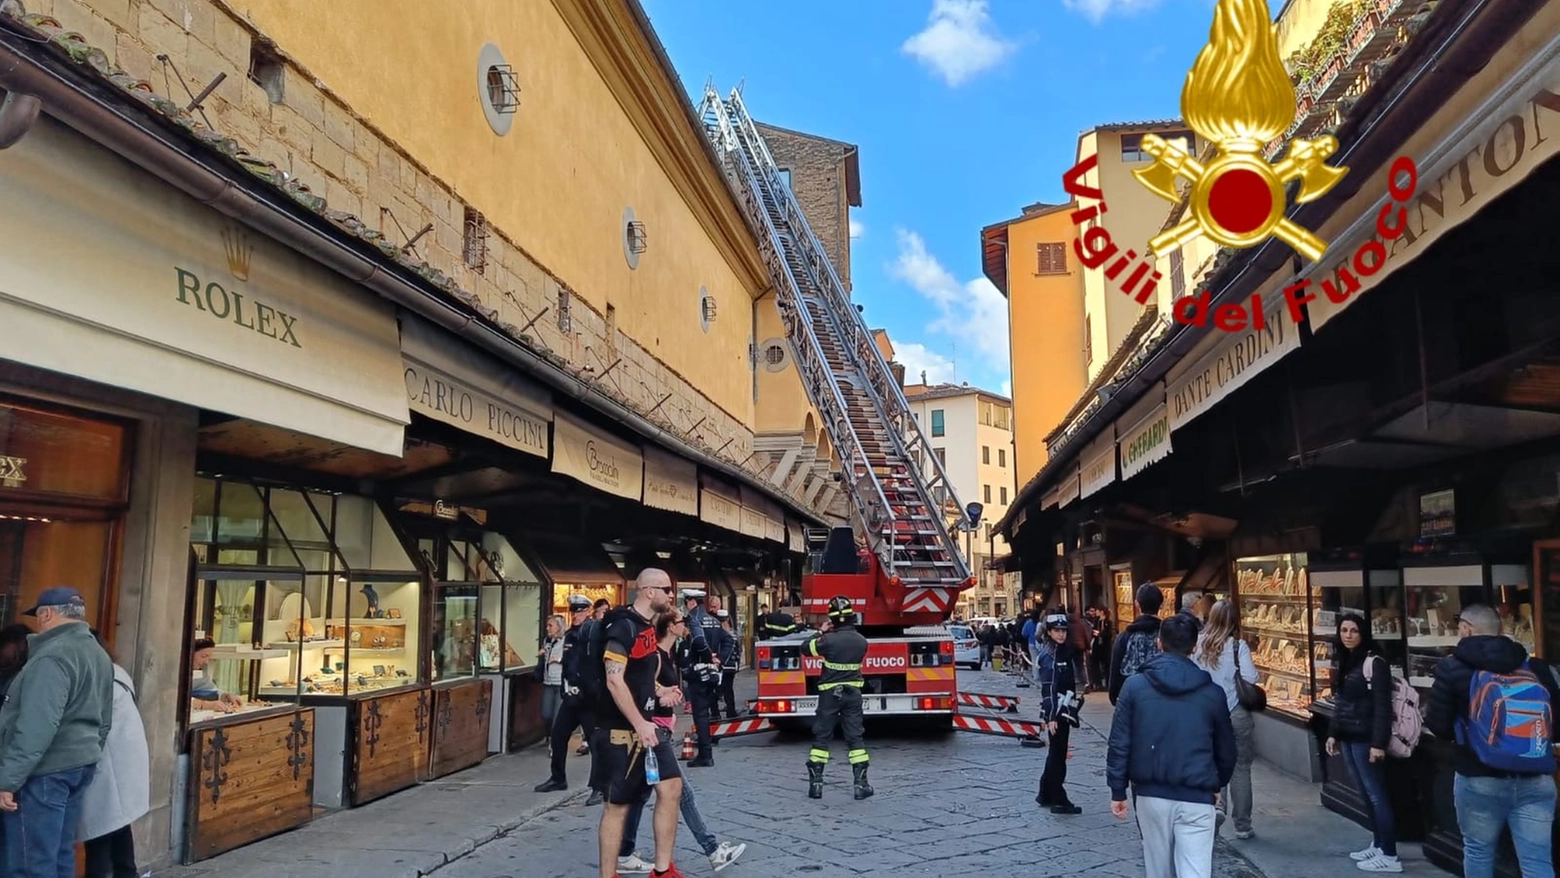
left=186, top=478, right=428, bottom=725
left=0, top=399, right=131, bottom=634
left=931, top=409, right=945, bottom=437
left=413, top=526, right=544, bottom=679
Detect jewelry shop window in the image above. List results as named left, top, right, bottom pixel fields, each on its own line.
left=0, top=397, right=131, bottom=638
left=416, top=529, right=542, bottom=680
left=189, top=477, right=424, bottom=706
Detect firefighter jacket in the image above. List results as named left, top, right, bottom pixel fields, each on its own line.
left=760, top=611, right=798, bottom=639
left=803, top=625, right=868, bottom=691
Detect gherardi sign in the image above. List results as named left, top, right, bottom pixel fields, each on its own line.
left=1118, top=404, right=1171, bottom=481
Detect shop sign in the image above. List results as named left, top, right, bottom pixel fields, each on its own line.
left=787, top=522, right=804, bottom=553
left=1308, top=49, right=1560, bottom=330
left=433, top=500, right=460, bottom=521
left=1118, top=402, right=1172, bottom=480
left=700, top=488, right=742, bottom=533
left=1079, top=429, right=1117, bottom=500
left=1041, top=486, right=1060, bottom=511
left=401, top=317, right=551, bottom=458
left=740, top=507, right=766, bottom=538
left=0, top=118, right=408, bottom=455
left=1167, top=313, right=1297, bottom=433
left=642, top=447, right=698, bottom=517
left=551, top=413, right=643, bottom=501
left=764, top=518, right=785, bottom=544
left=0, top=456, right=24, bottom=488
left=1419, top=488, right=1456, bottom=538
left=1055, top=462, right=1081, bottom=509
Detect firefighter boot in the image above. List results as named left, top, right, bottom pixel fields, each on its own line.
left=852, top=763, right=874, bottom=800
left=806, top=761, right=825, bottom=799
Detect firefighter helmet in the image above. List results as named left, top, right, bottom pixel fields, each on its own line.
left=827, top=595, right=855, bottom=623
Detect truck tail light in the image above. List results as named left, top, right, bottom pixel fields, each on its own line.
left=917, top=696, right=952, bottom=711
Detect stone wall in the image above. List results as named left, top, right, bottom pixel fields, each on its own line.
left=29, top=0, right=760, bottom=466
left=754, top=122, right=855, bottom=292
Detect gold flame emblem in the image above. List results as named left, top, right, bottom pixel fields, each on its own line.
left=1133, top=0, right=1347, bottom=262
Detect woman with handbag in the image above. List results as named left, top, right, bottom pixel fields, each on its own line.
left=1194, top=600, right=1262, bottom=839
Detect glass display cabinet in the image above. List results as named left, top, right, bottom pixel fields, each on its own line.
left=1400, top=555, right=1532, bottom=690
left=1234, top=552, right=1313, bottom=717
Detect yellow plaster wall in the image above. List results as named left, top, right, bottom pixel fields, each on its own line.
left=754, top=295, right=819, bottom=435
left=225, top=0, right=760, bottom=421
left=1004, top=207, right=1087, bottom=486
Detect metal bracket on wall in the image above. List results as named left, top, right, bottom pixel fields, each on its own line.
left=154, top=54, right=216, bottom=129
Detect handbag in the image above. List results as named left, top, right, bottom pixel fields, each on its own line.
left=1233, top=640, right=1268, bottom=712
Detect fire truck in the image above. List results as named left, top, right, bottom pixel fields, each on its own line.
left=699, top=86, right=978, bottom=730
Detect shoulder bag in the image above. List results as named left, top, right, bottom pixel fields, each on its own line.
left=1233, top=639, right=1267, bottom=712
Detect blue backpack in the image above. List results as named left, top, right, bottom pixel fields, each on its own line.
left=1457, top=663, right=1556, bottom=774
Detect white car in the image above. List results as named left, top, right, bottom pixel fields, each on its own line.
left=948, top=624, right=982, bottom=670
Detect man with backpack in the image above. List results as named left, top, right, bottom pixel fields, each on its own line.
left=1109, top=583, right=1165, bottom=705
left=1427, top=604, right=1560, bottom=878
left=536, top=594, right=602, bottom=799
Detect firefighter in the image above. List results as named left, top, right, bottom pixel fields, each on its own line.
left=759, top=605, right=798, bottom=640
left=803, top=595, right=872, bottom=800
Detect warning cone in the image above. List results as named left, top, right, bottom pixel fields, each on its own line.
left=680, top=730, right=697, bottom=760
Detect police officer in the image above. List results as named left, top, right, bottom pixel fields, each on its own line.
left=679, top=588, right=719, bottom=766
left=534, top=594, right=598, bottom=796
left=803, top=595, right=872, bottom=800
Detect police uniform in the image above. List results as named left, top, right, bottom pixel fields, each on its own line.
left=803, top=596, right=873, bottom=800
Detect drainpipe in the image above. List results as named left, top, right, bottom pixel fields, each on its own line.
left=0, top=90, right=40, bottom=149
left=0, top=31, right=820, bottom=524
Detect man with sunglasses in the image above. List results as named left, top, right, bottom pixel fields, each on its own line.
left=597, top=569, right=683, bottom=878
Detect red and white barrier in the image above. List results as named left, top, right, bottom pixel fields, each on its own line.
left=711, top=717, right=775, bottom=739
left=953, top=713, right=1045, bottom=739
left=957, top=692, right=1019, bottom=712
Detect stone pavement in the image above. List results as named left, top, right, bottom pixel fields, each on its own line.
left=155, top=667, right=1430, bottom=877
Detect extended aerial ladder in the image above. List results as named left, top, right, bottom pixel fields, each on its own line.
left=699, top=84, right=975, bottom=626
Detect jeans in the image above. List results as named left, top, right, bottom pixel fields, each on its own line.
left=1340, top=740, right=1397, bottom=856
left=1454, top=772, right=1556, bottom=878
left=1223, top=706, right=1255, bottom=833
left=1136, top=795, right=1216, bottom=878
left=83, top=825, right=139, bottom=878
left=540, top=684, right=561, bottom=732
left=3, top=764, right=97, bottom=878
left=619, top=773, right=717, bottom=857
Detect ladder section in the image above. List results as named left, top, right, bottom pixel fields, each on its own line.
left=699, top=84, right=973, bottom=600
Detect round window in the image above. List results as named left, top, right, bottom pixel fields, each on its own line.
left=761, top=338, right=789, bottom=372
left=477, top=43, right=517, bottom=136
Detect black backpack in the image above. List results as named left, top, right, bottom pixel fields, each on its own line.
left=577, top=608, right=636, bottom=714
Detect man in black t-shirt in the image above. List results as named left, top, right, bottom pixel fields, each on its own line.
left=596, top=568, right=682, bottom=878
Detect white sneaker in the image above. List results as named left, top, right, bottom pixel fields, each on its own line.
left=617, top=852, right=654, bottom=874
left=708, top=841, right=747, bottom=872
left=1357, top=854, right=1403, bottom=873
left=1349, top=845, right=1382, bottom=861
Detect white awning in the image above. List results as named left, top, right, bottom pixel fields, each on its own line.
left=0, top=117, right=408, bottom=455
left=400, top=314, right=551, bottom=457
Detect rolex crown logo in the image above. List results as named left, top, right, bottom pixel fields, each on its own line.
left=1132, top=0, right=1348, bottom=262
left=222, top=226, right=254, bottom=282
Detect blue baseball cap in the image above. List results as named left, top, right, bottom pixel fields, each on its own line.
left=23, top=586, right=86, bottom=616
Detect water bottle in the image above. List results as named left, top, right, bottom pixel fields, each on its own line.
left=645, top=747, right=660, bottom=784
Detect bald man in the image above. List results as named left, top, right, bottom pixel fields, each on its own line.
left=596, top=569, right=680, bottom=878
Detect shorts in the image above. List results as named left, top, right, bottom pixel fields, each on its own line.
left=603, top=726, right=682, bottom=805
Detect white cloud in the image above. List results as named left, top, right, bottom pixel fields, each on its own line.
left=1000, top=379, right=1013, bottom=397
left=849, top=217, right=866, bottom=239
left=901, top=0, right=1017, bottom=87
left=1061, top=0, right=1163, bottom=24
left=888, top=229, right=1010, bottom=384
left=895, top=341, right=958, bottom=386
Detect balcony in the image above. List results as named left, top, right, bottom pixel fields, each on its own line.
left=1265, top=0, right=1429, bottom=161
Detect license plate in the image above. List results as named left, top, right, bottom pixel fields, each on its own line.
left=862, top=697, right=890, bottom=712
left=792, top=697, right=818, bottom=712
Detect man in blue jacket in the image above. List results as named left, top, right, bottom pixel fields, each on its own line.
left=1107, top=614, right=1235, bottom=878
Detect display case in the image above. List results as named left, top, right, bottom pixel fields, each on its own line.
left=1308, top=550, right=1406, bottom=717
left=1400, top=558, right=1531, bottom=690
left=1234, top=553, right=1313, bottom=716
left=1113, top=573, right=1178, bottom=635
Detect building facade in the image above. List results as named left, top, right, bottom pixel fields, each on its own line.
left=0, top=0, right=838, bottom=866
left=902, top=381, right=1019, bottom=617
left=753, top=122, right=861, bottom=293
left=996, top=2, right=1558, bottom=875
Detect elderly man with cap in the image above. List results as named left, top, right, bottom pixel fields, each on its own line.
left=0, top=586, right=113, bottom=878
left=536, top=594, right=604, bottom=800
left=679, top=588, right=720, bottom=767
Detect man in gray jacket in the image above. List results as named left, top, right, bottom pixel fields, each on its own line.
left=0, top=586, right=114, bottom=878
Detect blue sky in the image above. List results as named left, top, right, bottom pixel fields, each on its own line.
left=641, top=0, right=1283, bottom=397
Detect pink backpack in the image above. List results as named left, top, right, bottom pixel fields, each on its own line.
left=1366, top=655, right=1423, bottom=758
